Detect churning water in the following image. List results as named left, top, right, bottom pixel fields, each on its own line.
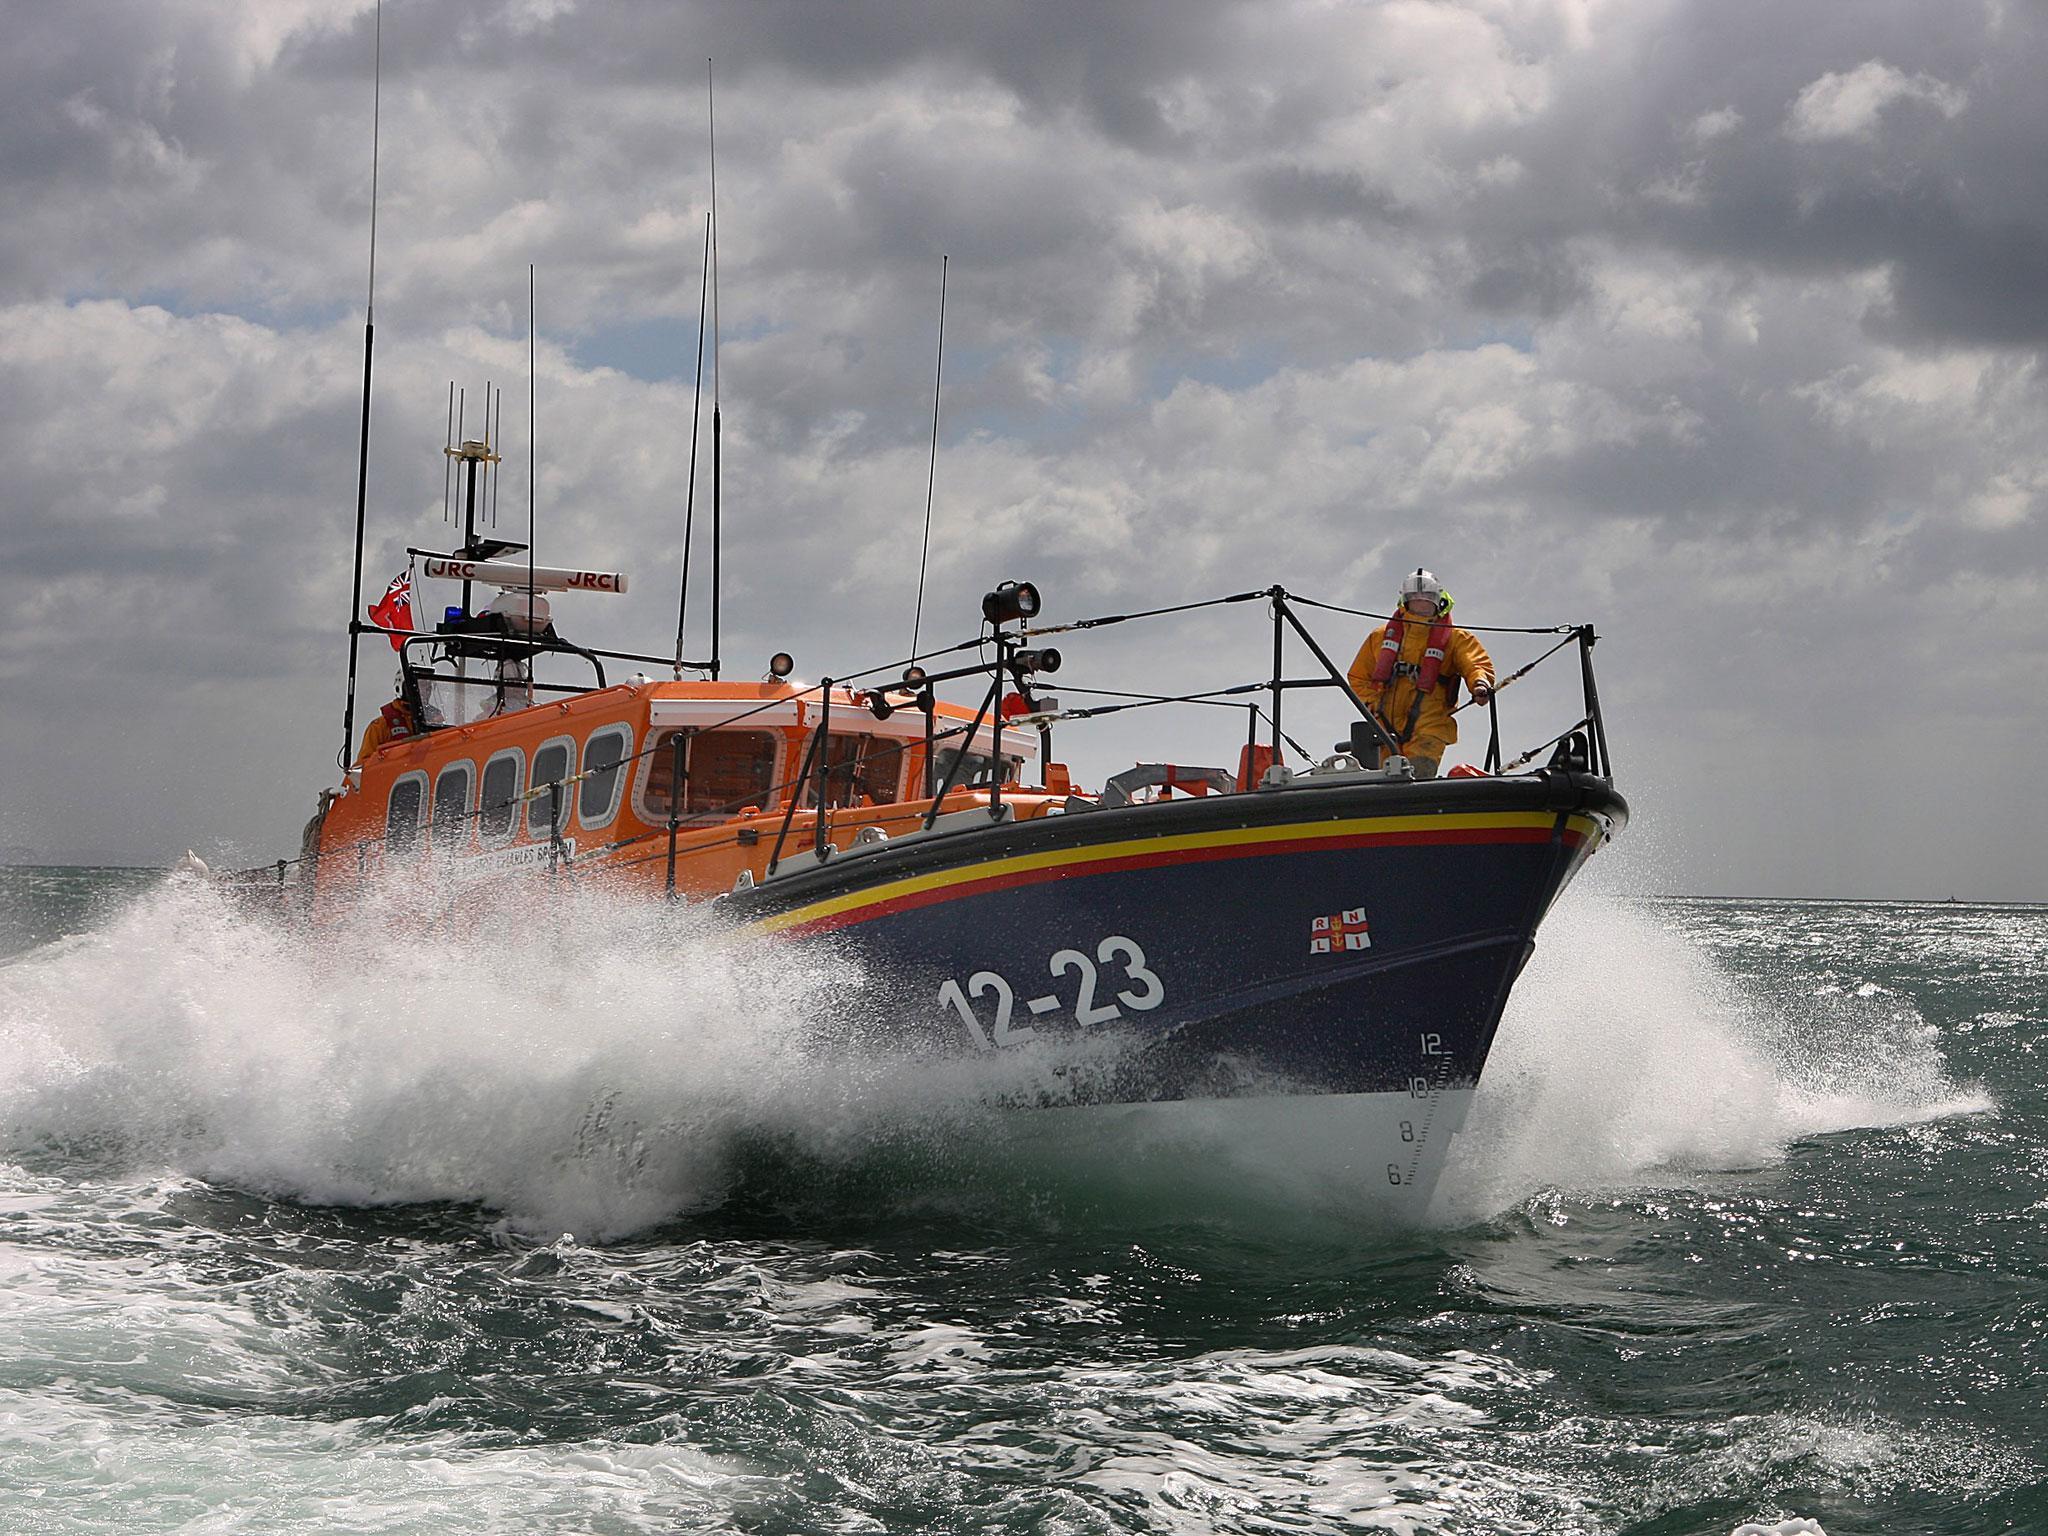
left=0, top=866, right=2038, bottom=1534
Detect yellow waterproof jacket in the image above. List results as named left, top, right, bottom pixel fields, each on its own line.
left=354, top=701, right=416, bottom=764
left=1345, top=620, right=1494, bottom=750
left=355, top=712, right=395, bottom=764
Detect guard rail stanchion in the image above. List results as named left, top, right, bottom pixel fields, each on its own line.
left=664, top=728, right=689, bottom=899
left=1577, top=626, right=1611, bottom=777
left=990, top=632, right=1011, bottom=823
left=1268, top=589, right=1286, bottom=773
left=1273, top=595, right=1400, bottom=760
left=813, top=683, right=834, bottom=860
left=922, top=670, right=1003, bottom=832
left=921, top=686, right=937, bottom=799
left=769, top=700, right=830, bottom=877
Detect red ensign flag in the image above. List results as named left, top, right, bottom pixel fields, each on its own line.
left=368, top=570, right=413, bottom=651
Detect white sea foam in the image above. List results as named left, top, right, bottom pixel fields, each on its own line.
left=1437, top=894, right=1989, bottom=1221
left=0, top=872, right=1986, bottom=1237
left=0, top=1383, right=754, bottom=1536
left=0, top=873, right=1073, bottom=1238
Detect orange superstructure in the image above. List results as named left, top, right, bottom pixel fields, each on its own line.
left=310, top=675, right=1062, bottom=911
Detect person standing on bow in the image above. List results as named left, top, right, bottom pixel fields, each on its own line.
left=1345, top=569, right=1495, bottom=780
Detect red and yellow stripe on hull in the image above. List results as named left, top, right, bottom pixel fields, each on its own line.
left=752, top=809, right=1606, bottom=939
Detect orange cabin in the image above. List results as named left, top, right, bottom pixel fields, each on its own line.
left=313, top=678, right=1060, bottom=908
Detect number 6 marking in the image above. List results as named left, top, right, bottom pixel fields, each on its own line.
left=1098, top=935, right=1164, bottom=1012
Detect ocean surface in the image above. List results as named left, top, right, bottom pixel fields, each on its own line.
left=0, top=864, right=2040, bottom=1535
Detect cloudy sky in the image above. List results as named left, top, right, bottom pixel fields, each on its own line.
left=1, top=0, right=2042, bottom=898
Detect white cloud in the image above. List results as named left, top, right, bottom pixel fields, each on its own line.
left=1785, top=59, right=1968, bottom=143
left=1, top=2, right=2045, bottom=895
left=1687, top=106, right=1742, bottom=141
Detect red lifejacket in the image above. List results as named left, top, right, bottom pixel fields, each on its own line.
left=1369, top=617, right=1455, bottom=693
left=379, top=700, right=417, bottom=739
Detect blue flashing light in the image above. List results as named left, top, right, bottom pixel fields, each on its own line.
left=445, top=606, right=465, bottom=622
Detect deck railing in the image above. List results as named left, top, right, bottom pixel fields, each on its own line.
left=257, top=582, right=1614, bottom=899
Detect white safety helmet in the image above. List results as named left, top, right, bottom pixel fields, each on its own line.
left=1399, top=568, right=1447, bottom=612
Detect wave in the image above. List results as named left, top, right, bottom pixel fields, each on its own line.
left=0, top=871, right=1985, bottom=1238
left=1436, top=893, right=1988, bottom=1221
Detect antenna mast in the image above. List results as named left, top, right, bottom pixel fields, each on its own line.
left=441, top=383, right=454, bottom=522
left=486, top=384, right=502, bottom=528
left=338, top=0, right=383, bottom=770
left=910, top=254, right=948, bottom=657
left=674, top=213, right=711, bottom=676
left=528, top=265, right=536, bottom=644
left=708, top=56, right=723, bottom=681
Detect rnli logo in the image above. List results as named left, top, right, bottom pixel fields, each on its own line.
left=1310, top=908, right=1371, bottom=955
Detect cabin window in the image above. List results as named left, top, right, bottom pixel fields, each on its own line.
left=645, top=729, right=779, bottom=819
left=933, top=747, right=1019, bottom=790
left=386, top=774, right=426, bottom=855
left=813, top=733, right=904, bottom=808
left=578, top=725, right=633, bottom=829
left=937, top=749, right=1007, bottom=786
left=431, top=763, right=474, bottom=848
left=479, top=750, right=523, bottom=843
left=527, top=738, right=572, bottom=842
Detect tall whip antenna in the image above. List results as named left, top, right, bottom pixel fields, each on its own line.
left=440, top=382, right=454, bottom=521
left=477, top=379, right=493, bottom=535
left=527, top=265, right=536, bottom=645
left=674, top=213, right=712, bottom=676
left=488, top=384, right=502, bottom=527
left=338, top=0, right=383, bottom=770
left=707, top=56, right=723, bottom=680
left=910, top=254, right=948, bottom=657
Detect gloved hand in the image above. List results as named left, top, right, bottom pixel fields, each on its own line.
left=1470, top=681, right=1494, bottom=705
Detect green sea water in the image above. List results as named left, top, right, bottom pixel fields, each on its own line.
left=0, top=866, right=2039, bottom=1534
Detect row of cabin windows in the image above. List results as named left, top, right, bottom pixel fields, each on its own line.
left=388, top=724, right=943, bottom=855
left=638, top=729, right=909, bottom=820
left=385, top=724, right=633, bottom=854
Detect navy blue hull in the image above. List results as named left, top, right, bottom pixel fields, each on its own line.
left=728, top=772, right=1625, bottom=1109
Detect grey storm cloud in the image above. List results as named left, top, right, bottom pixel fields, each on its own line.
left=0, top=0, right=2042, bottom=896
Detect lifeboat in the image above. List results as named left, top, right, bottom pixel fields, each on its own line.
left=273, top=487, right=1625, bottom=1219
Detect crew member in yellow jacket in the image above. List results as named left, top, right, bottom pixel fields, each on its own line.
left=354, top=671, right=437, bottom=763
left=1345, top=569, right=1494, bottom=780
